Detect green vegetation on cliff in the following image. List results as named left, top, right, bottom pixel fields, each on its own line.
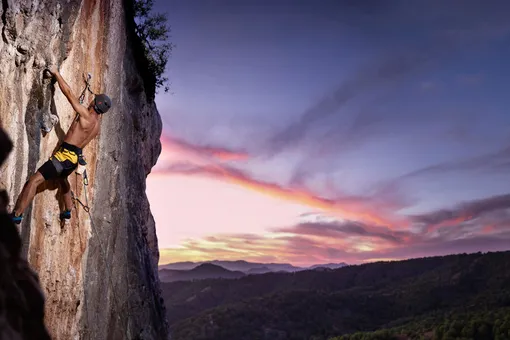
left=125, top=0, right=173, bottom=99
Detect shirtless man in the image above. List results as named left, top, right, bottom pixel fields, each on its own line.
left=10, top=66, right=111, bottom=224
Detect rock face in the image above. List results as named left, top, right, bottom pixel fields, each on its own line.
left=0, top=1, right=168, bottom=339
left=0, top=127, right=51, bottom=339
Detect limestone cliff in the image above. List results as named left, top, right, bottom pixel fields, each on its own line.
left=0, top=1, right=168, bottom=339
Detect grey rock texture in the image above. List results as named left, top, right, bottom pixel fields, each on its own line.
left=0, top=1, right=168, bottom=339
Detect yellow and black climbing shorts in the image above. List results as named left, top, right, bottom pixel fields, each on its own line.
left=38, top=142, right=82, bottom=180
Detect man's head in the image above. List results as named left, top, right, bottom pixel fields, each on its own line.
left=91, top=94, right=112, bottom=114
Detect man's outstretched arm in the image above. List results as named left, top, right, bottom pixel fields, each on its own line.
left=48, top=66, right=90, bottom=119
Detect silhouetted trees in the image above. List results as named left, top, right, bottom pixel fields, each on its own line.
left=125, top=0, right=173, bottom=98
left=133, top=0, right=173, bottom=93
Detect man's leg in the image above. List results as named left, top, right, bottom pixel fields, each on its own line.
left=12, top=156, right=59, bottom=223
left=59, top=178, right=72, bottom=220
left=12, top=172, right=46, bottom=217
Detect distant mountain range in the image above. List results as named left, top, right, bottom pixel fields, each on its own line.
left=158, top=260, right=348, bottom=283
left=307, top=263, right=348, bottom=270
left=159, top=263, right=245, bottom=283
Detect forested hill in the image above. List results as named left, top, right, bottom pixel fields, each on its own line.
left=163, top=250, right=510, bottom=340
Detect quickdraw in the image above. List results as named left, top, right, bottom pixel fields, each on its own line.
left=71, top=188, right=89, bottom=213
left=78, top=73, right=95, bottom=105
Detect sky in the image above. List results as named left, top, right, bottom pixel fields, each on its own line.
left=146, top=0, right=510, bottom=267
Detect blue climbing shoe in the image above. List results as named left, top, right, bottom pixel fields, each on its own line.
left=10, top=212, right=22, bottom=224
left=60, top=210, right=71, bottom=220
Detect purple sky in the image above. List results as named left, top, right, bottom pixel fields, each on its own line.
left=147, top=0, right=510, bottom=265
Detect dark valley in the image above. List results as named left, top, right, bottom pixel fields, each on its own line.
left=160, top=251, right=510, bottom=340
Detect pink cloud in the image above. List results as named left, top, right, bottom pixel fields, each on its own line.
left=149, top=133, right=510, bottom=266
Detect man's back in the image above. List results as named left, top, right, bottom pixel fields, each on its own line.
left=64, top=113, right=101, bottom=149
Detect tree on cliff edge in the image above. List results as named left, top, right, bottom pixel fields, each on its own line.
left=133, top=0, right=173, bottom=94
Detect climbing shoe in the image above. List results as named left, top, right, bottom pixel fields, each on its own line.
left=10, top=212, right=22, bottom=224
left=59, top=210, right=71, bottom=220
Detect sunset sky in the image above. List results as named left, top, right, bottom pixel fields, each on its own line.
left=146, top=0, right=510, bottom=267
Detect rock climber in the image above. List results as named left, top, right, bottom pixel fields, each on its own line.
left=10, top=66, right=111, bottom=224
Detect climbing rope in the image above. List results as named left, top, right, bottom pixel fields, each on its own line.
left=69, top=73, right=131, bottom=337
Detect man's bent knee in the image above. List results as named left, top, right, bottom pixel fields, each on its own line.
left=28, top=172, right=46, bottom=187
left=59, top=178, right=71, bottom=192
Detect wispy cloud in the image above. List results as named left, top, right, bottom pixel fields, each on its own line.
left=410, top=193, right=510, bottom=233
left=158, top=160, right=407, bottom=227
left=366, top=232, right=510, bottom=262
left=401, top=147, right=510, bottom=180
left=265, top=49, right=434, bottom=156
left=159, top=204, right=510, bottom=266
left=369, top=146, right=510, bottom=197
left=159, top=134, right=249, bottom=163
left=273, top=220, right=411, bottom=244
left=154, top=130, right=509, bottom=243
